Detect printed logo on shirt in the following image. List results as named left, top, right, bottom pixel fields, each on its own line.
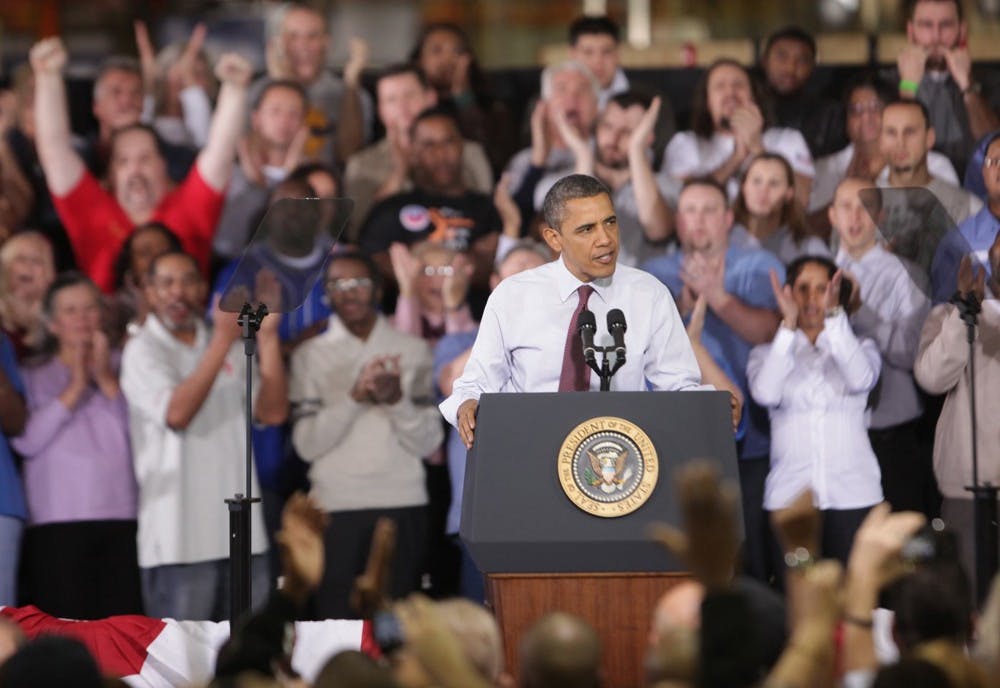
left=399, top=205, right=431, bottom=232
left=426, top=207, right=475, bottom=251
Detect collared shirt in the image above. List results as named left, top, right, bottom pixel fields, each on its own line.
left=121, top=315, right=267, bottom=568
left=747, top=314, right=883, bottom=511
left=439, top=256, right=702, bottom=425
left=662, top=129, right=815, bottom=200
left=643, top=244, right=784, bottom=460
left=836, top=244, right=930, bottom=429
left=931, top=204, right=1000, bottom=303
left=598, top=69, right=630, bottom=111
left=12, top=355, right=136, bottom=525
left=809, top=143, right=958, bottom=212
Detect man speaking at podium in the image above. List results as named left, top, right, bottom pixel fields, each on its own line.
left=440, top=174, right=704, bottom=448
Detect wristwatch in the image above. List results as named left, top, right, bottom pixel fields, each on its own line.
left=784, top=547, right=814, bottom=571
left=825, top=305, right=844, bottom=319
left=964, top=81, right=983, bottom=95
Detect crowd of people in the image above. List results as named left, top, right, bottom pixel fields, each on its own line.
left=1, top=0, right=1000, bottom=684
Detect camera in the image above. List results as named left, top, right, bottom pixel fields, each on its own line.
left=372, top=609, right=406, bottom=655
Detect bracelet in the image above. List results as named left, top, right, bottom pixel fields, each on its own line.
left=964, top=82, right=982, bottom=96
left=784, top=546, right=814, bottom=571
left=843, top=613, right=874, bottom=629
left=899, top=79, right=919, bottom=94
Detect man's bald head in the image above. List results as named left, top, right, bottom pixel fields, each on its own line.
left=649, top=581, right=705, bottom=647
left=520, top=612, right=601, bottom=688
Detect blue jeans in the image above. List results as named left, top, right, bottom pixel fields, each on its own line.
left=0, top=515, right=22, bottom=606
left=141, top=555, right=269, bottom=621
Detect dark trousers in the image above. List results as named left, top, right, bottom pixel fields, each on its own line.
left=766, top=505, right=872, bottom=590
left=738, top=456, right=774, bottom=584
left=315, top=505, right=427, bottom=619
left=869, top=419, right=941, bottom=519
left=19, top=520, right=143, bottom=619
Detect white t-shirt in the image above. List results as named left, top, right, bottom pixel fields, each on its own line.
left=121, top=315, right=268, bottom=568
left=663, top=128, right=815, bottom=200
left=809, top=143, right=959, bottom=212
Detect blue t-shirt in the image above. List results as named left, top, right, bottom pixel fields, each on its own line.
left=0, top=334, right=26, bottom=520
left=930, top=204, right=1000, bottom=304
left=643, top=245, right=784, bottom=460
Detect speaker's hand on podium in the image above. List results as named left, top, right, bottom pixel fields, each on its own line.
left=727, top=392, right=741, bottom=433
left=457, top=399, right=478, bottom=449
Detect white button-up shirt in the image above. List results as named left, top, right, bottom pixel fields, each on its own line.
left=439, top=256, right=703, bottom=426
left=836, top=244, right=931, bottom=429
left=747, top=314, right=883, bottom=510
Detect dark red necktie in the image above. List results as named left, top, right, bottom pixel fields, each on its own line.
left=558, top=285, right=594, bottom=392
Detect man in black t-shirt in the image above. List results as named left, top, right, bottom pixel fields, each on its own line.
left=360, top=105, right=499, bottom=309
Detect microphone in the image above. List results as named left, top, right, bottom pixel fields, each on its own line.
left=578, top=308, right=597, bottom=364
left=607, top=309, right=627, bottom=359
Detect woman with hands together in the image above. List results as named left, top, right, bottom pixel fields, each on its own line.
left=12, top=273, right=143, bottom=619
left=747, top=256, right=883, bottom=565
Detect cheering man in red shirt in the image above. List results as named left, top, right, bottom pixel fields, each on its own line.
left=30, top=37, right=251, bottom=292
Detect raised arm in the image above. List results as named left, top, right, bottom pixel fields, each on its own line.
left=628, top=97, right=672, bottom=242
left=335, top=38, right=368, bottom=162
left=164, top=308, right=241, bottom=430
left=684, top=254, right=781, bottom=345
left=253, top=309, right=289, bottom=426
left=196, top=53, right=253, bottom=192
left=29, top=37, right=85, bottom=196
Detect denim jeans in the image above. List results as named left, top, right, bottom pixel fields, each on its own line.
left=140, top=555, right=269, bottom=621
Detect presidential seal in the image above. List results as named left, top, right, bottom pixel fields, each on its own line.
left=557, top=416, right=658, bottom=518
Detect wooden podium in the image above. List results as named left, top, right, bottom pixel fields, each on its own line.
left=461, top=392, right=739, bottom=688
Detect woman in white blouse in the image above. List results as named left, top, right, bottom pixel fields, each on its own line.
left=747, top=255, right=882, bottom=565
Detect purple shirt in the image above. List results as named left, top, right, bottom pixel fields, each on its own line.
left=11, top=355, right=137, bottom=525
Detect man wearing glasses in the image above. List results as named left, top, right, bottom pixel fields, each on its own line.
left=288, top=250, right=443, bottom=619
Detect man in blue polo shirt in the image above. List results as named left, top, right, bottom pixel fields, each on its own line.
left=643, top=177, right=784, bottom=583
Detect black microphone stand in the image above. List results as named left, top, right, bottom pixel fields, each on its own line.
left=585, top=345, right=626, bottom=391
left=956, top=291, right=998, bottom=604
left=227, top=302, right=267, bottom=624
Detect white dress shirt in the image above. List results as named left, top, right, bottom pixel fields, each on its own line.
left=747, top=313, right=883, bottom=511
left=836, top=244, right=931, bottom=429
left=439, top=256, right=703, bottom=426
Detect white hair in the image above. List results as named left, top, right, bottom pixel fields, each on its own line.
left=540, top=59, right=600, bottom=102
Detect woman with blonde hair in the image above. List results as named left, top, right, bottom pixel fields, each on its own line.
left=0, top=231, right=56, bottom=358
